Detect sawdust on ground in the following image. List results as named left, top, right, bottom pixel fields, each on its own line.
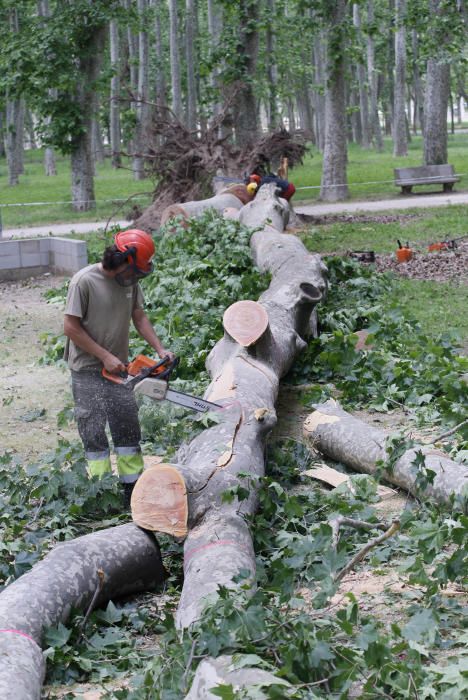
left=0, top=274, right=75, bottom=459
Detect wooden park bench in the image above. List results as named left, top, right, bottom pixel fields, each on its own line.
left=394, top=164, right=460, bottom=195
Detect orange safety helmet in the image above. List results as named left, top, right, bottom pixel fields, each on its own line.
left=249, top=174, right=262, bottom=185
left=114, top=229, right=155, bottom=273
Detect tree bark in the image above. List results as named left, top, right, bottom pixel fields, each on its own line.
left=393, top=0, right=408, bottom=156
left=207, top=0, right=223, bottom=130
left=0, top=524, right=165, bottom=700
left=233, top=0, right=260, bottom=147
left=353, top=4, right=371, bottom=148
left=70, top=24, right=106, bottom=211
left=152, top=0, right=167, bottom=107
left=411, top=30, right=424, bottom=134
left=5, top=8, right=24, bottom=186
left=133, top=0, right=150, bottom=180
left=366, top=0, right=384, bottom=150
left=37, top=0, right=58, bottom=176
left=304, top=400, right=468, bottom=508
left=109, top=18, right=122, bottom=168
left=159, top=191, right=247, bottom=227
left=169, top=0, right=183, bottom=120
left=320, top=0, right=349, bottom=201
left=266, top=0, right=278, bottom=130
left=185, top=0, right=198, bottom=131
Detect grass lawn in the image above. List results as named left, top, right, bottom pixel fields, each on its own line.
left=291, top=132, right=468, bottom=202
left=0, top=149, right=153, bottom=228
left=300, top=206, right=468, bottom=342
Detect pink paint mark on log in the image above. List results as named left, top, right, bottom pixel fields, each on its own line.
left=0, top=629, right=40, bottom=648
left=184, top=539, right=252, bottom=571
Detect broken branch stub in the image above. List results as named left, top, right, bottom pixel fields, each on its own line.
left=304, top=400, right=468, bottom=508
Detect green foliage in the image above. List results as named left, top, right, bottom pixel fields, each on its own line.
left=290, top=257, right=468, bottom=434
left=0, top=442, right=122, bottom=589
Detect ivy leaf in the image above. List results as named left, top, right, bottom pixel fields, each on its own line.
left=402, top=609, right=438, bottom=645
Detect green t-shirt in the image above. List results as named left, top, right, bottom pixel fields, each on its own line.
left=64, top=263, right=144, bottom=371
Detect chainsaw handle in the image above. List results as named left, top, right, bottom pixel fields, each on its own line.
left=102, top=367, right=129, bottom=384
left=156, top=355, right=180, bottom=379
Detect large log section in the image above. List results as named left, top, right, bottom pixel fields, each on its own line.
left=133, top=184, right=328, bottom=631
left=304, top=400, right=468, bottom=507
left=0, top=525, right=165, bottom=700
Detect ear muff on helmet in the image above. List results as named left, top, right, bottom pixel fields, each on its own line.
left=113, top=245, right=137, bottom=267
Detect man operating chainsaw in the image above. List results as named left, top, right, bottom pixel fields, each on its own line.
left=63, top=229, right=175, bottom=507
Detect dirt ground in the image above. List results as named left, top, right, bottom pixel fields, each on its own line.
left=0, top=274, right=75, bottom=460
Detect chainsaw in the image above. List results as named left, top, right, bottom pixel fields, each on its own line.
left=102, top=354, right=221, bottom=414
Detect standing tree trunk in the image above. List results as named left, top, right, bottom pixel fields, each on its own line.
left=366, top=0, right=384, bottom=150
left=133, top=0, right=150, bottom=179
left=266, top=0, right=278, bottom=130
left=5, top=98, right=24, bottom=186
left=152, top=0, right=167, bottom=107
left=70, top=26, right=106, bottom=211
left=169, top=0, right=183, bottom=120
left=5, top=8, right=24, bottom=186
left=313, top=32, right=326, bottom=151
left=185, top=0, right=197, bottom=131
left=92, top=114, right=105, bottom=165
left=423, top=2, right=451, bottom=165
left=411, top=30, right=424, bottom=134
left=37, top=0, right=57, bottom=176
left=24, top=108, right=37, bottom=149
left=320, top=0, right=349, bottom=201
left=207, top=0, right=223, bottom=128
left=109, top=18, right=122, bottom=168
left=233, top=0, right=260, bottom=147
left=0, top=111, right=5, bottom=158
left=393, top=0, right=408, bottom=156
left=353, top=4, right=371, bottom=148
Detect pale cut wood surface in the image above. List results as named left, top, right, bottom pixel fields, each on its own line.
left=131, top=465, right=188, bottom=538
left=303, top=464, right=397, bottom=500
left=223, top=300, right=269, bottom=347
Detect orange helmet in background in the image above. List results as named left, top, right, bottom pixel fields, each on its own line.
left=114, top=229, right=155, bottom=273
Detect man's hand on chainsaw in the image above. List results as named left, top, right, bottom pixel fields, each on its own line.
left=158, top=349, right=176, bottom=362
left=103, top=353, right=126, bottom=375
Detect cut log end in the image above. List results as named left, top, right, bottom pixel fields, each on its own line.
left=131, top=464, right=188, bottom=538
left=223, top=300, right=269, bottom=347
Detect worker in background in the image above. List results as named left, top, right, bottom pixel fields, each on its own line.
left=246, top=172, right=296, bottom=201
left=63, top=229, right=175, bottom=508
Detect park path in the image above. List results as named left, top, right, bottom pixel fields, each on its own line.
left=1, top=190, right=468, bottom=239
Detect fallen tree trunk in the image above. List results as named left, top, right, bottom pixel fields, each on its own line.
left=132, top=185, right=328, bottom=631
left=160, top=190, right=248, bottom=228
left=0, top=524, right=165, bottom=700
left=304, top=400, right=468, bottom=508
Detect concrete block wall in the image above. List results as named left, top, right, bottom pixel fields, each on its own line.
left=0, top=237, right=88, bottom=281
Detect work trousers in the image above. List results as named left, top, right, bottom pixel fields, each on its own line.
left=71, top=370, right=144, bottom=483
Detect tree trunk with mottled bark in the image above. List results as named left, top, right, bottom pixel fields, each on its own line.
left=393, top=0, right=408, bottom=156
left=110, top=18, right=122, bottom=168
left=353, top=4, right=371, bottom=148
left=70, top=24, right=106, bottom=210
left=152, top=0, right=167, bottom=106
left=0, top=525, right=165, bottom=700
left=366, top=0, right=384, bottom=150
left=185, top=0, right=198, bottom=131
left=304, top=400, right=468, bottom=508
left=133, top=0, right=150, bottom=179
left=233, top=0, right=260, bottom=147
left=320, top=0, right=349, bottom=201
left=169, top=0, right=183, bottom=120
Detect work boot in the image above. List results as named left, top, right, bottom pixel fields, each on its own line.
left=122, top=481, right=136, bottom=510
